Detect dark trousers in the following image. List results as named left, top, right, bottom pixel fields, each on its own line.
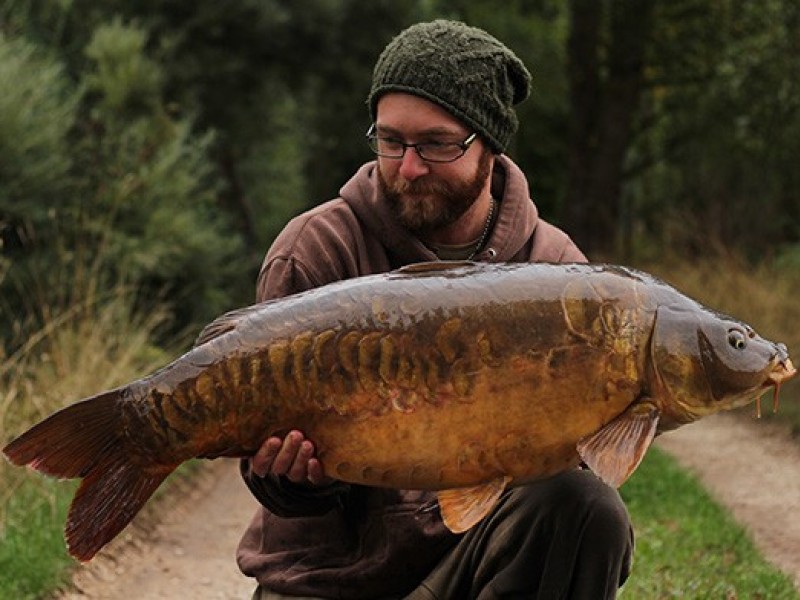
left=405, top=469, right=634, bottom=600
left=254, top=470, right=634, bottom=600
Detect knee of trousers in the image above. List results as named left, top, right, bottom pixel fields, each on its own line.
left=503, top=470, right=634, bottom=553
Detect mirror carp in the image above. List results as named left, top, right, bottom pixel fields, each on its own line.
left=3, top=261, right=796, bottom=561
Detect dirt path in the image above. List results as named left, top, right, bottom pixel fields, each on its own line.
left=50, top=413, right=800, bottom=598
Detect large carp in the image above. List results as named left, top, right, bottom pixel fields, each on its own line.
left=3, top=261, right=796, bottom=561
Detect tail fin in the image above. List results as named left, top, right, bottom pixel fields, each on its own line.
left=3, top=389, right=176, bottom=561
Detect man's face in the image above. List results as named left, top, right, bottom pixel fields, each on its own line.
left=374, top=93, right=493, bottom=235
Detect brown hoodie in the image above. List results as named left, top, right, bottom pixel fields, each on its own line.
left=237, top=156, right=586, bottom=598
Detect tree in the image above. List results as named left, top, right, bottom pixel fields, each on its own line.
left=564, top=0, right=654, bottom=258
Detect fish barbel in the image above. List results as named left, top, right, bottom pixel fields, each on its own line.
left=2, top=261, right=796, bottom=561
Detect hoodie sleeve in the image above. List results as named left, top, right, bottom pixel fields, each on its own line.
left=240, top=457, right=351, bottom=517
left=256, top=255, right=319, bottom=302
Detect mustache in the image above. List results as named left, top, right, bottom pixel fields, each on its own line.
left=389, top=176, right=453, bottom=197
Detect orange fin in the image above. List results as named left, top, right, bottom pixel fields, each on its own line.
left=577, top=401, right=660, bottom=488
left=437, top=476, right=512, bottom=533
left=2, top=389, right=176, bottom=561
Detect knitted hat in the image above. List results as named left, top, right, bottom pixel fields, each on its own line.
left=367, top=20, right=532, bottom=154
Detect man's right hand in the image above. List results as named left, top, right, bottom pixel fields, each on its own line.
left=249, top=430, right=332, bottom=486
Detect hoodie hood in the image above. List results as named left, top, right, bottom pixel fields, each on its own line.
left=339, top=155, right=539, bottom=264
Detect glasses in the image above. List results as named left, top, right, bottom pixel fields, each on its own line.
left=366, top=124, right=477, bottom=163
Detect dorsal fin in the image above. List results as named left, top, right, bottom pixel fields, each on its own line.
left=193, top=304, right=269, bottom=347
left=396, top=260, right=477, bottom=275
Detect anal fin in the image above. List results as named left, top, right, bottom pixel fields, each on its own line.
left=577, top=400, right=660, bottom=488
left=437, top=476, right=512, bottom=533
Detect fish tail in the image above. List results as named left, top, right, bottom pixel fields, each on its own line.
left=2, top=389, right=176, bottom=561
left=66, top=453, right=172, bottom=561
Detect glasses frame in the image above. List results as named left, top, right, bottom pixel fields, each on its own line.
left=365, top=124, right=478, bottom=164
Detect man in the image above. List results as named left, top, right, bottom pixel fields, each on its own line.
left=237, top=20, right=633, bottom=599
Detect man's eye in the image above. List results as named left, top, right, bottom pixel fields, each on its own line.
left=379, top=137, right=404, bottom=148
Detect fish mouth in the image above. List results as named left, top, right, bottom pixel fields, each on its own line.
left=768, top=357, right=796, bottom=386
left=758, top=357, right=797, bottom=417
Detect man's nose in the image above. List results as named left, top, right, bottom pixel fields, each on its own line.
left=397, top=148, right=430, bottom=180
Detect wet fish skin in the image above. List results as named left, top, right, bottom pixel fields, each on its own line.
left=2, top=261, right=795, bottom=561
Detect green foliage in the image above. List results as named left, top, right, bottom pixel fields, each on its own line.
left=84, top=16, right=163, bottom=113
left=76, top=19, right=244, bottom=328
left=235, top=79, right=310, bottom=250
left=622, top=449, right=799, bottom=598
left=0, top=33, right=78, bottom=228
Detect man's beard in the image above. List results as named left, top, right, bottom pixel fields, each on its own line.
left=378, top=149, right=492, bottom=235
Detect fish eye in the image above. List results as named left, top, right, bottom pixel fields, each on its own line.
left=727, top=329, right=747, bottom=350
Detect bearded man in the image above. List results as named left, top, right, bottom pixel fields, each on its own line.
left=237, top=20, right=634, bottom=600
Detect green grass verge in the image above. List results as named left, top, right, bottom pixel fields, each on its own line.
left=0, top=478, right=75, bottom=600
left=620, top=448, right=798, bottom=599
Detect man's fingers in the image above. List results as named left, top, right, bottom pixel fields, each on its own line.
left=251, top=436, right=283, bottom=477
left=272, top=430, right=303, bottom=475
left=286, top=440, right=316, bottom=483
left=251, top=430, right=328, bottom=485
left=306, top=458, right=329, bottom=486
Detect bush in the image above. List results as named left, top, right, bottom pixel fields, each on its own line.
left=0, top=33, right=79, bottom=244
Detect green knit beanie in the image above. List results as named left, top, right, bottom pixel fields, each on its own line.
left=367, top=20, right=532, bottom=154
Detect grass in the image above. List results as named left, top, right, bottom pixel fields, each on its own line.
left=0, top=480, right=76, bottom=599
left=1, top=254, right=799, bottom=598
left=621, top=448, right=798, bottom=598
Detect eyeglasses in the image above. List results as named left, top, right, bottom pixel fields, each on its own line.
left=366, top=124, right=477, bottom=164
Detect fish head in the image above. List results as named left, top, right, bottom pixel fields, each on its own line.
left=650, top=305, right=796, bottom=424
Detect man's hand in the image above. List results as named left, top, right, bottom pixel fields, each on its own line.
left=250, top=430, right=331, bottom=486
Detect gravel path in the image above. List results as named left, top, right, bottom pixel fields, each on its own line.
left=50, top=413, right=800, bottom=598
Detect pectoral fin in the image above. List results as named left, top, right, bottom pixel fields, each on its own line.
left=577, top=401, right=660, bottom=488
left=437, top=476, right=512, bottom=533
